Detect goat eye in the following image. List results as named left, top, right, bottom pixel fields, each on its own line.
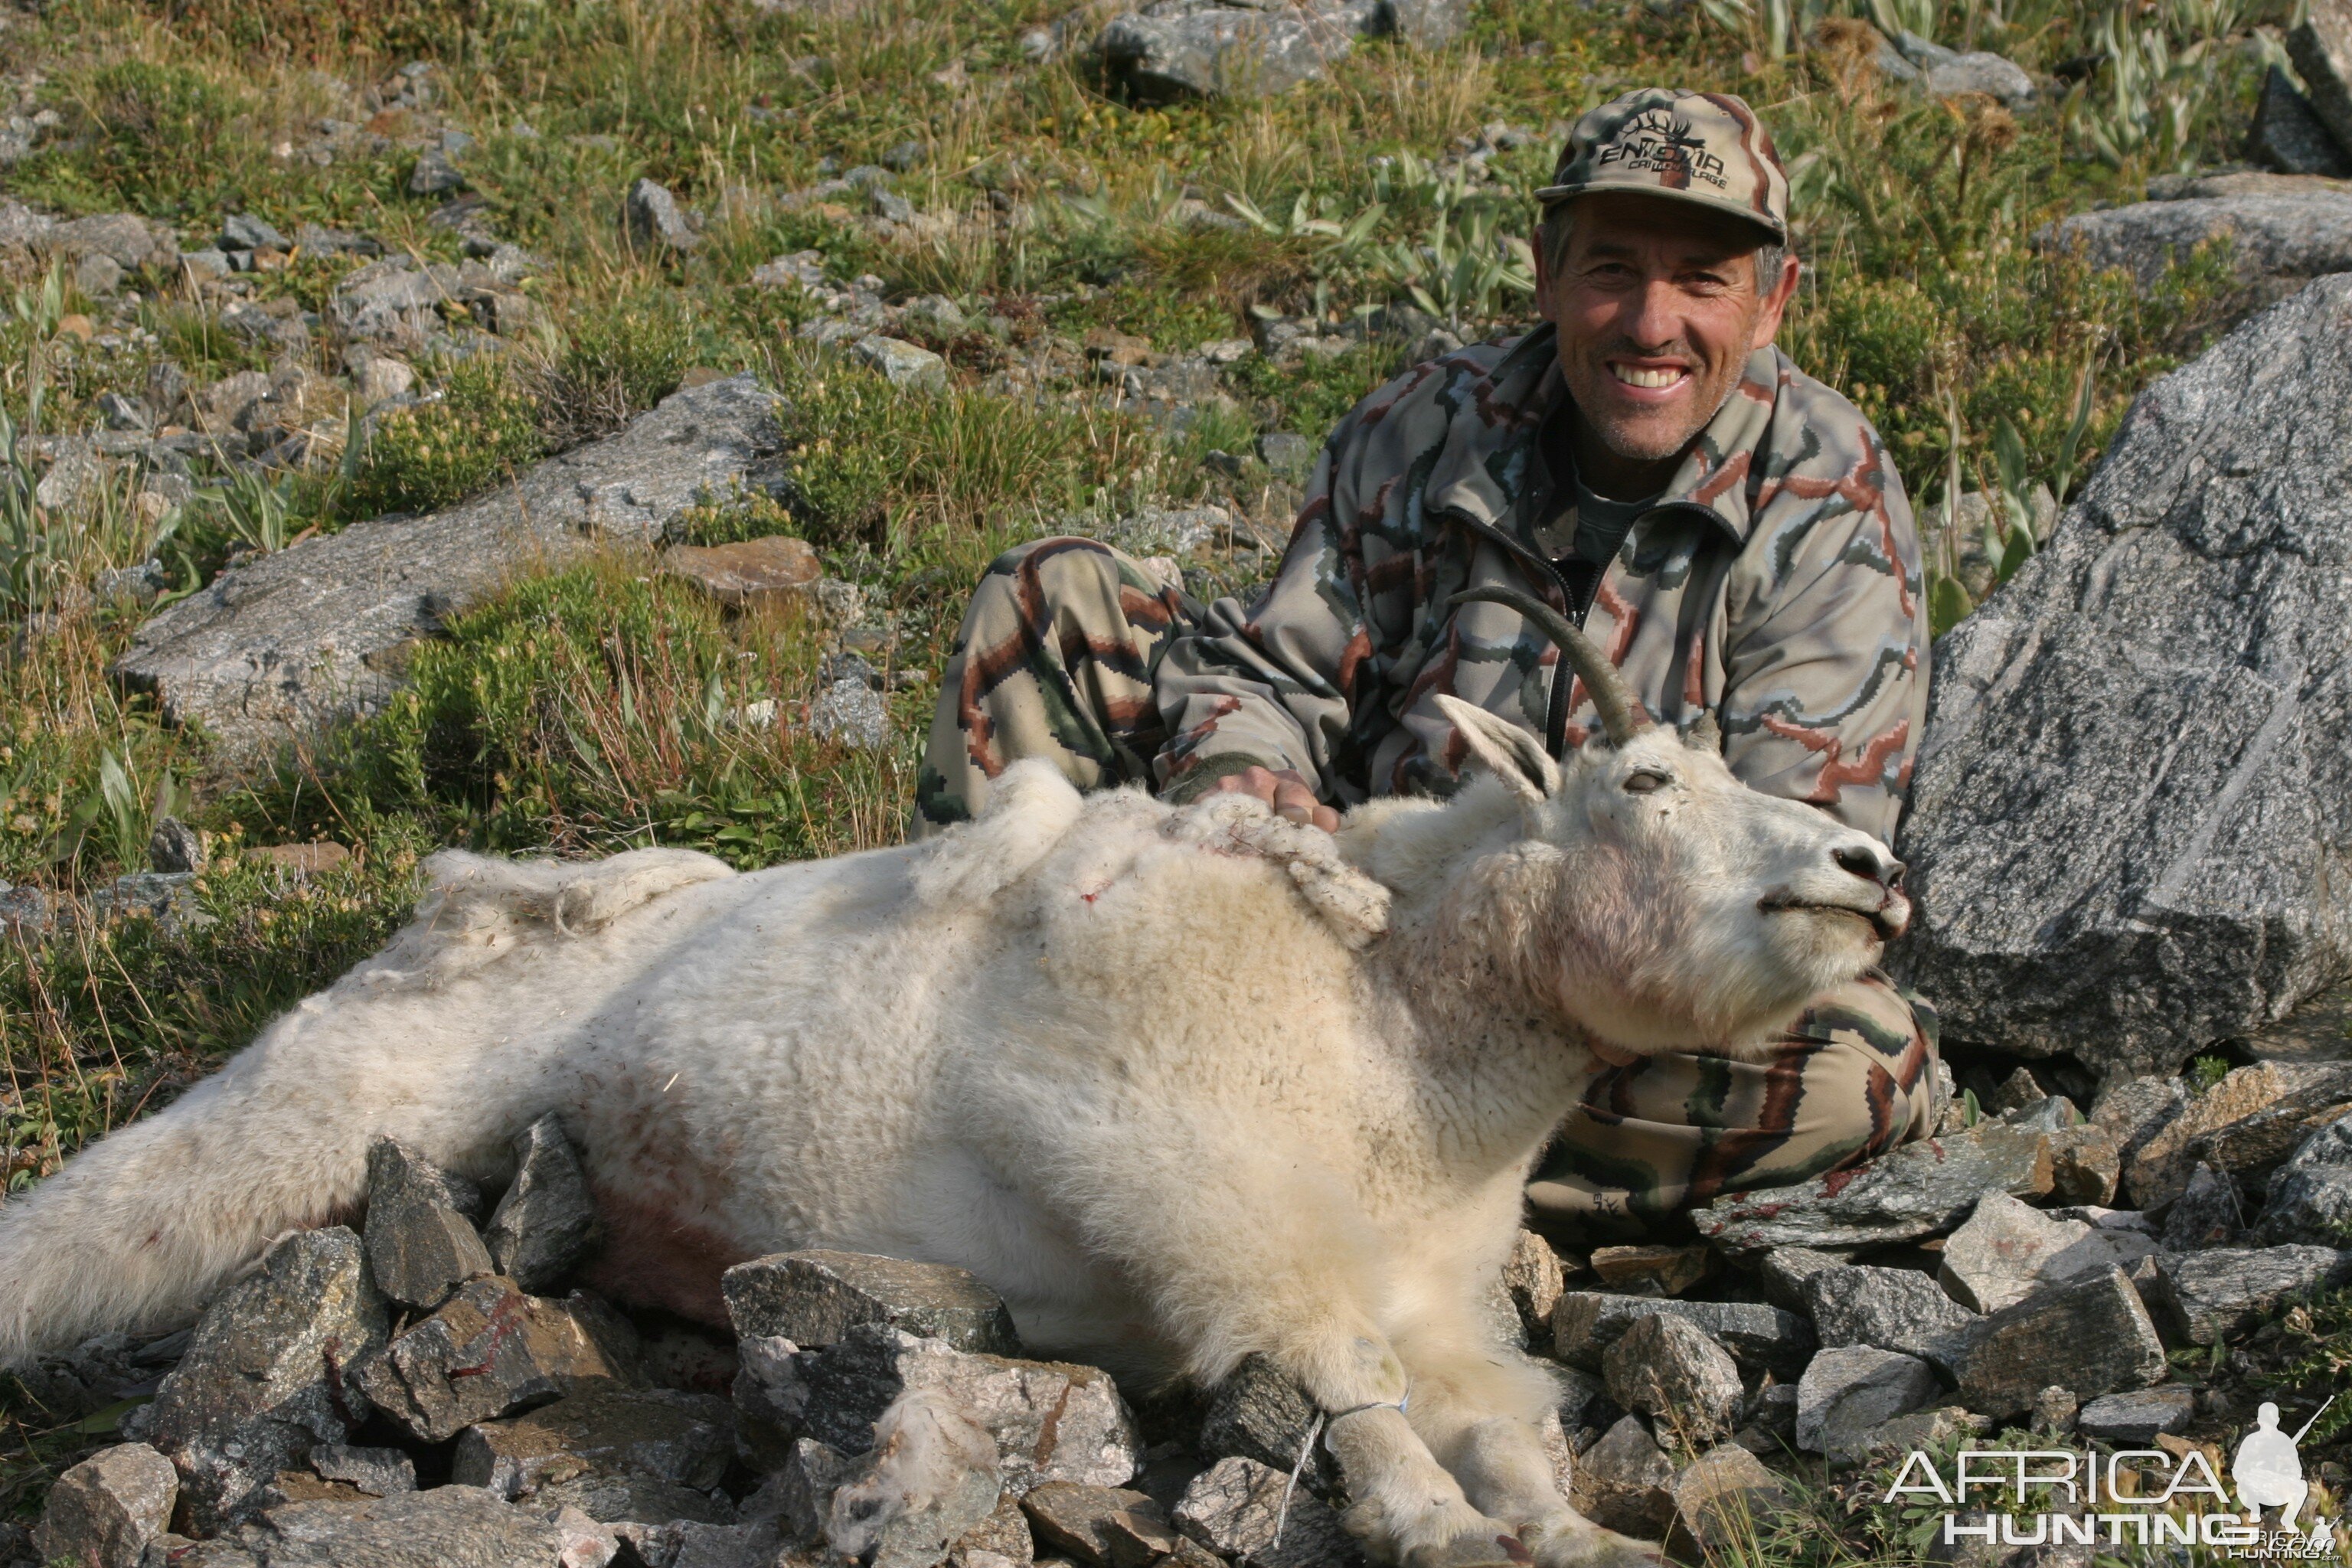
left=1622, top=770, right=1671, bottom=795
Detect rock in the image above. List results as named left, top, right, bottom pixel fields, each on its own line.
left=1569, top=1415, right=1674, bottom=1538
left=2049, top=1123, right=2122, bottom=1206
left=2288, top=0, right=2352, bottom=158
left=115, top=374, right=786, bottom=769
left=2034, top=188, right=2352, bottom=290
left=1587, top=1243, right=1710, bottom=1296
left=2030, top=1386, right=2079, bottom=1436
left=2249, top=67, right=2352, bottom=178
left=235, top=1485, right=570, bottom=1566
left=2255, top=1112, right=2352, bottom=1244
left=143, top=1228, right=389, bottom=1534
left=452, top=1386, right=733, bottom=1501
left=660, top=536, right=824, bottom=610
left=951, top=1488, right=1037, bottom=1566
left=1171, top=1455, right=1356, bottom=1568
left=149, top=816, right=204, bottom=874
left=1497, top=1230, right=1563, bottom=1343
left=2077, top=1386, right=2196, bottom=1443
left=1021, top=1483, right=1168, bottom=1568
left=1891, top=32, right=2037, bottom=106
left=1601, top=1314, right=1742, bottom=1442
left=722, top=1251, right=1019, bottom=1354
left=1666, top=1443, right=1784, bottom=1559
left=407, top=148, right=465, bottom=196
left=1099, top=2, right=1351, bottom=100
left=483, top=1116, right=600, bottom=1295
left=1695, top=1120, right=2053, bottom=1256
left=349, top=1278, right=639, bottom=1443
left=351, top=352, right=417, bottom=406
left=1734, top=1382, right=1798, bottom=1452
left=1794, top=1347, right=1938, bottom=1458
left=2159, top=1163, right=2243, bottom=1250
left=812, top=677, right=890, bottom=749
left=2133, top=1063, right=2352, bottom=1209
left=1936, top=1191, right=2154, bottom=1312
left=34, top=1442, right=177, bottom=1568
left=851, top=335, right=949, bottom=393
left=626, top=178, right=699, bottom=251
left=243, top=843, right=354, bottom=877
left=1197, top=1354, right=1329, bottom=1490
left=1552, top=1293, right=1814, bottom=1380
left=828, top=1390, right=1002, bottom=1568
left=737, top=1325, right=1143, bottom=1491
left=362, top=1136, right=493, bottom=1311
left=1852, top=1405, right=1989, bottom=1464
left=51, top=212, right=175, bottom=273
left=1891, top=276, right=2352, bottom=1079
left=1256, top=433, right=1315, bottom=482
left=2148, top=1244, right=2352, bottom=1344
left=307, top=1445, right=415, bottom=1496
left=1944, top=1267, right=2167, bottom=1416
left=1801, top=1265, right=1976, bottom=1360
left=1758, top=1246, right=1847, bottom=1313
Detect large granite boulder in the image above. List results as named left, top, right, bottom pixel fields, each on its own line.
left=112, top=374, right=788, bottom=769
left=2034, top=180, right=2352, bottom=292
left=1096, top=0, right=1470, bottom=101
left=1893, top=275, right=2352, bottom=1080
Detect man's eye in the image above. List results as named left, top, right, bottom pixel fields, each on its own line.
left=1623, top=770, right=1671, bottom=794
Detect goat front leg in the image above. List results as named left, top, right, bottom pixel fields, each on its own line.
left=1032, top=1128, right=1529, bottom=1568
left=1384, top=1330, right=1664, bottom=1568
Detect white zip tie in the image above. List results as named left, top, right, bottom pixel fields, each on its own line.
left=1274, top=1392, right=1410, bottom=1550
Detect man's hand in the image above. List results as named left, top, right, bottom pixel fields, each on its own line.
left=1208, top=766, right=1341, bottom=833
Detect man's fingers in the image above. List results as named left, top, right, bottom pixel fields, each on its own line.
left=1207, top=767, right=1338, bottom=832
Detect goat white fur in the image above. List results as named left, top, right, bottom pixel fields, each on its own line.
left=0, top=697, right=1910, bottom=1568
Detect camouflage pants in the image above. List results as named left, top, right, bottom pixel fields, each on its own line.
left=916, top=537, right=1943, bottom=1232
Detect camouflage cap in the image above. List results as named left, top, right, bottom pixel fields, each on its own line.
left=1535, top=88, right=1789, bottom=242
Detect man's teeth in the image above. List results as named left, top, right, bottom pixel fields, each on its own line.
left=1611, top=364, right=1685, bottom=389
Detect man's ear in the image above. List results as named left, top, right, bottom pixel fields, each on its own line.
left=1750, top=250, right=1801, bottom=349
left=1435, top=694, right=1561, bottom=802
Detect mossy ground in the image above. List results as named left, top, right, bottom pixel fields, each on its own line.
left=0, top=0, right=2321, bottom=1545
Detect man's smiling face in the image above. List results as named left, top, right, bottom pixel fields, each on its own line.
left=1535, top=190, right=1800, bottom=495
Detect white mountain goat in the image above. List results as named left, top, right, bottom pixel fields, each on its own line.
left=0, top=588, right=1909, bottom=1568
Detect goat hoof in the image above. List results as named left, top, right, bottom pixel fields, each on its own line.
left=1527, top=1527, right=1664, bottom=1568
left=1405, top=1530, right=1535, bottom=1568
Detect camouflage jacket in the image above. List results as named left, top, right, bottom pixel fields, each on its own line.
left=1152, top=325, right=1929, bottom=841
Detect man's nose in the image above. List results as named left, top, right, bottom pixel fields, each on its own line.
left=1619, top=278, right=1685, bottom=348
left=1832, top=841, right=1904, bottom=890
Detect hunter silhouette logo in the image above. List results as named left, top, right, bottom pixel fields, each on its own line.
left=2233, top=1396, right=2337, bottom=1556
left=1594, top=107, right=1729, bottom=190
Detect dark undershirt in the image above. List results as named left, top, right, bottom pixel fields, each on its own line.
left=1537, top=407, right=1659, bottom=622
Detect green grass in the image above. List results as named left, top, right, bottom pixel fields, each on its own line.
left=0, top=0, right=2302, bottom=1530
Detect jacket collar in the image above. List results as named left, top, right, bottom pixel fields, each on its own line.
left=1422, top=322, right=1782, bottom=547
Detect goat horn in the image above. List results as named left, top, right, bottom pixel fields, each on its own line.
left=1449, top=585, right=1645, bottom=746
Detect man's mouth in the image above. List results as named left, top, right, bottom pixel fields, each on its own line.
left=1609, top=363, right=1688, bottom=390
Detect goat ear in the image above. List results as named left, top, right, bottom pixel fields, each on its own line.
left=1434, top=694, right=1561, bottom=802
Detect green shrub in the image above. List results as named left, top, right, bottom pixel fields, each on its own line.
left=36, top=61, right=249, bottom=217
left=539, top=286, right=700, bottom=443
left=348, top=356, right=547, bottom=518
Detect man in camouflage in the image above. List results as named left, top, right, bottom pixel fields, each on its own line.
left=911, top=89, right=1941, bottom=1243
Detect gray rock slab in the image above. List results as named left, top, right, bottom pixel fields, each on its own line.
left=1098, top=2, right=1361, bottom=100
left=1667, top=1442, right=1785, bottom=1558
left=851, top=335, right=948, bottom=393
left=1020, top=1481, right=1168, bottom=1568
left=1171, top=1455, right=1357, bottom=1568
left=1945, top=1267, right=2167, bottom=1416
left=1695, top=1121, right=2054, bottom=1256
left=2149, top=1244, right=2352, bottom=1344
left=1795, top=1347, right=1938, bottom=1457
left=2034, top=189, right=2352, bottom=289
left=2249, top=67, right=2352, bottom=178
left=112, top=374, right=786, bottom=770
left=348, top=1278, right=639, bottom=1443
left=1937, top=1191, right=2154, bottom=1313
left=240, top=1485, right=569, bottom=1566
left=1890, top=276, right=2352, bottom=1079
left=2077, top=1386, right=2196, bottom=1443
left=1500, top=1229, right=1563, bottom=1343
left=1198, top=1353, right=1334, bottom=1493
left=1566, top=1415, right=1675, bottom=1540
left=482, top=1116, right=600, bottom=1294
left=34, top=1442, right=177, bottom=1568
left=2137, top=1063, right=2352, bottom=1209
left=2256, top=1113, right=2352, bottom=1244
left=1551, top=1292, right=1815, bottom=1380
left=451, top=1386, right=734, bottom=1498
left=362, top=1137, right=492, bottom=1311
left=1802, top=1264, right=1977, bottom=1359
left=721, top=1250, right=1019, bottom=1354
left=627, top=177, right=698, bottom=251
left=1758, top=1245, right=1850, bottom=1312
left=308, top=1445, right=415, bottom=1497
left=2160, top=1163, right=2243, bottom=1250
left=144, top=1228, right=389, bottom=1534
left=2288, top=0, right=2352, bottom=156
left=736, top=1325, right=1142, bottom=1491
left=1602, top=1313, right=1741, bottom=1442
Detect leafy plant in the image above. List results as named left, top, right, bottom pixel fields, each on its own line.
left=349, top=356, right=547, bottom=518
left=1367, top=153, right=1535, bottom=332
left=2063, top=5, right=2221, bottom=174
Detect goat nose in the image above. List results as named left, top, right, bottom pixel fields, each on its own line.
left=1834, top=844, right=1903, bottom=890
